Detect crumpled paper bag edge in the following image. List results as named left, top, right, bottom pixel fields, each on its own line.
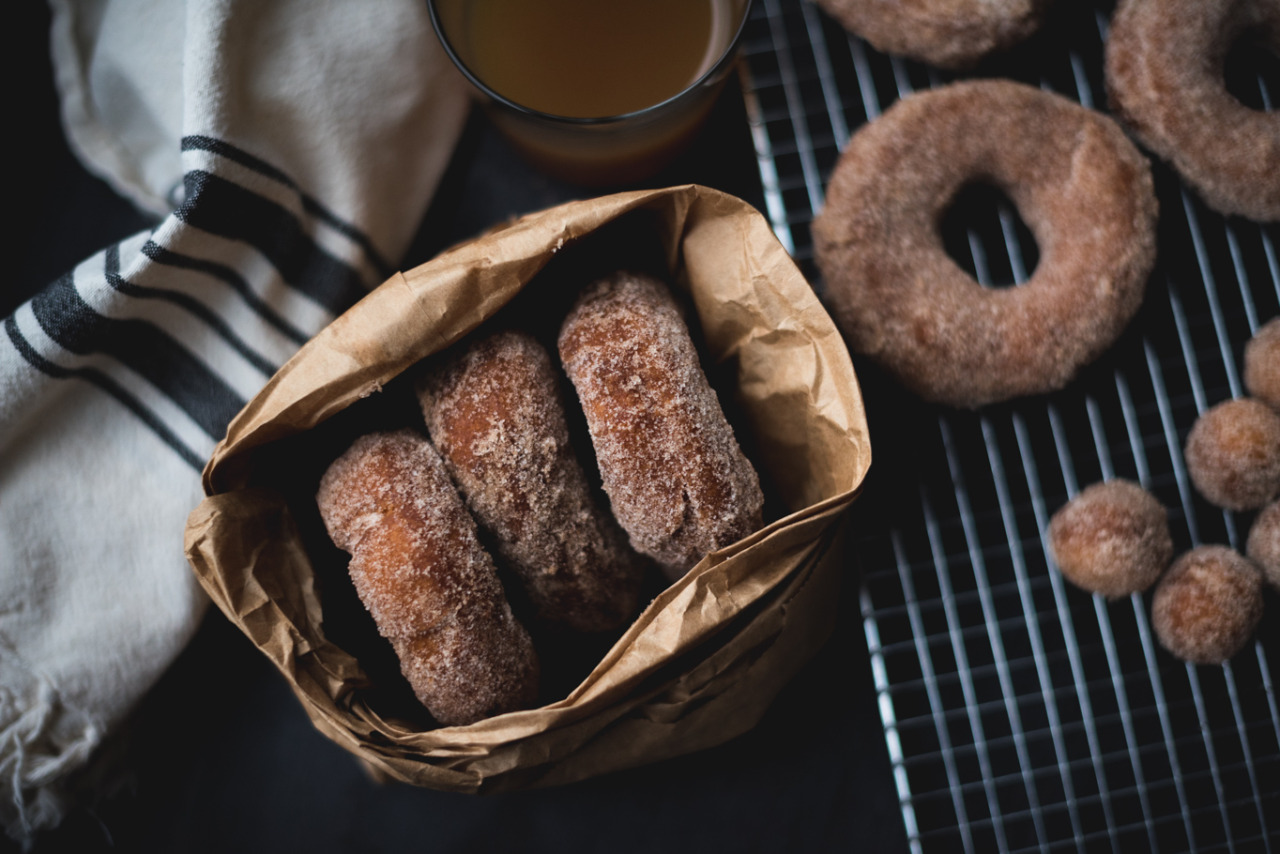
left=185, top=183, right=871, bottom=790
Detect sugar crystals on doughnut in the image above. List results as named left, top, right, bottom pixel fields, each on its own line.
left=558, top=271, right=764, bottom=581
left=1105, top=0, right=1280, bottom=221
left=813, top=80, right=1158, bottom=408
left=1244, top=317, right=1280, bottom=410
left=1184, top=397, right=1280, bottom=511
left=815, top=0, right=1056, bottom=70
left=1151, top=545, right=1264, bottom=664
left=316, top=429, right=539, bottom=726
left=418, top=329, right=644, bottom=634
left=1048, top=479, right=1173, bottom=598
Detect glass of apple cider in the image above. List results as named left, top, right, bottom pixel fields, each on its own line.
left=427, top=0, right=752, bottom=186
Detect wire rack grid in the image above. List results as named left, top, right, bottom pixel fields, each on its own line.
left=735, top=1, right=1280, bottom=852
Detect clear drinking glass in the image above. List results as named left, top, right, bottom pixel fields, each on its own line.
left=427, top=0, right=752, bottom=186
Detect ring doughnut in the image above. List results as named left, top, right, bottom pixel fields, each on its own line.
left=815, top=0, right=1055, bottom=70
left=813, top=80, right=1159, bottom=409
left=1105, top=0, right=1280, bottom=221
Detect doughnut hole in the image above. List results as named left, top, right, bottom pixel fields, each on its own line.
left=1048, top=479, right=1173, bottom=599
left=938, top=181, right=1041, bottom=289
left=1185, top=398, right=1280, bottom=510
left=1152, top=545, right=1264, bottom=664
left=1244, top=317, right=1280, bottom=409
left=1247, top=500, right=1280, bottom=590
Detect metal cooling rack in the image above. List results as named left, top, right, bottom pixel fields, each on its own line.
left=736, top=1, right=1280, bottom=851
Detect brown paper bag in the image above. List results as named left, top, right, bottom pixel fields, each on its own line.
left=183, top=184, right=870, bottom=792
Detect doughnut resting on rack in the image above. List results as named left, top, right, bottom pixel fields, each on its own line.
left=1105, top=0, right=1280, bottom=221
left=1244, top=317, right=1280, bottom=409
left=1246, top=500, right=1280, bottom=590
left=1048, top=479, right=1173, bottom=598
left=813, top=80, right=1158, bottom=408
left=815, top=0, right=1056, bottom=70
left=1184, top=397, right=1280, bottom=511
left=1152, top=545, right=1264, bottom=664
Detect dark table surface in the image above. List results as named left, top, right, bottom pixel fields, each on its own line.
left=15, top=5, right=906, bottom=853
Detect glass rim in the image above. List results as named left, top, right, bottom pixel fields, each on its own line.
left=425, top=0, right=753, bottom=126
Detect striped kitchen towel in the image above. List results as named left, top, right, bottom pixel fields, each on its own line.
left=0, top=0, right=470, bottom=843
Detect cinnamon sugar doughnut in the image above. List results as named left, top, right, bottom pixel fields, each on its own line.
left=418, top=330, right=644, bottom=634
left=1184, top=397, right=1280, bottom=511
left=815, top=0, right=1055, bottom=70
left=1244, top=317, right=1280, bottom=409
left=1246, top=500, right=1280, bottom=590
left=1151, top=545, right=1264, bottom=664
left=1106, top=0, right=1280, bottom=221
left=1048, top=480, right=1174, bottom=598
left=316, top=429, right=539, bottom=726
left=558, top=271, right=764, bottom=581
left=813, top=80, right=1159, bottom=408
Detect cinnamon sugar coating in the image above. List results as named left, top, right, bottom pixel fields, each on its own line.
left=1048, top=480, right=1174, bottom=598
left=558, top=272, right=764, bottom=581
left=813, top=80, right=1158, bottom=408
left=418, top=330, right=644, bottom=633
left=815, top=0, right=1054, bottom=69
left=1246, top=500, right=1280, bottom=590
left=1244, top=318, right=1280, bottom=409
left=1105, top=0, right=1280, bottom=221
left=316, top=429, right=539, bottom=726
left=1152, top=545, right=1264, bottom=664
left=1184, top=398, right=1280, bottom=511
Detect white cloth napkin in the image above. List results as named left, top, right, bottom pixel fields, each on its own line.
left=1, top=0, right=470, bottom=843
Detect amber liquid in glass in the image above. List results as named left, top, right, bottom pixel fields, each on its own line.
left=461, top=0, right=728, bottom=118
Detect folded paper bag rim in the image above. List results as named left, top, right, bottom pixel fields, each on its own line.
left=183, top=183, right=871, bottom=792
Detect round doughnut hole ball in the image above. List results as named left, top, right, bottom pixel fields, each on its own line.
left=1184, top=398, right=1280, bottom=511
left=1244, top=317, right=1280, bottom=410
left=1152, top=546, right=1264, bottom=664
left=1247, top=500, right=1280, bottom=591
left=1048, top=480, right=1173, bottom=598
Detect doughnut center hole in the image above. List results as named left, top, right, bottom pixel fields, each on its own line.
left=1224, top=30, right=1279, bottom=111
left=939, top=181, right=1040, bottom=289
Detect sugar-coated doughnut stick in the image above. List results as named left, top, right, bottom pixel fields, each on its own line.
left=316, top=429, right=538, bottom=726
left=418, top=330, right=644, bottom=633
left=558, top=271, right=763, bottom=581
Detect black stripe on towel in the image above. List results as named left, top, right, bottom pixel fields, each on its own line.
left=104, top=245, right=279, bottom=378
left=180, top=134, right=393, bottom=277
left=5, top=314, right=204, bottom=471
left=175, top=169, right=368, bottom=315
left=141, top=240, right=310, bottom=346
left=30, top=272, right=246, bottom=441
